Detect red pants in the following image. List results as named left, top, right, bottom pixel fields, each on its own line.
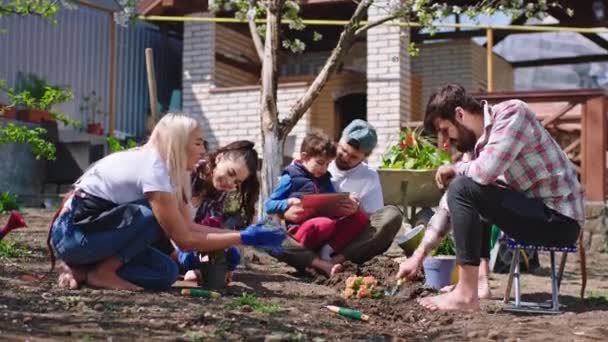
left=288, top=209, right=369, bottom=253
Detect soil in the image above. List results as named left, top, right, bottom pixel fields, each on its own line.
left=2, top=208, right=608, bottom=341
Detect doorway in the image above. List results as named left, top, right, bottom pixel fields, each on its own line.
left=334, top=93, right=367, bottom=138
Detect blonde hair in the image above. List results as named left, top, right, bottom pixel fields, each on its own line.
left=145, top=113, right=201, bottom=205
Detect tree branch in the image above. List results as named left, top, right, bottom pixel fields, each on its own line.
left=278, top=0, right=371, bottom=140
left=354, top=14, right=398, bottom=37
left=248, top=0, right=265, bottom=62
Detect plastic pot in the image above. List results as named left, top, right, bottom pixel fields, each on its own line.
left=395, top=224, right=426, bottom=257
left=423, top=255, right=456, bottom=290
left=200, top=262, right=228, bottom=289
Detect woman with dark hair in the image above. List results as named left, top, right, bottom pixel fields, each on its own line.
left=169, top=140, right=261, bottom=283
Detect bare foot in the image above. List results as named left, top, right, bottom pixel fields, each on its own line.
left=477, top=280, right=492, bottom=299
left=86, top=265, right=142, bottom=291
left=440, top=282, right=492, bottom=299
left=330, top=263, right=343, bottom=276
left=440, top=284, right=455, bottom=293
left=57, top=262, right=87, bottom=290
left=184, top=270, right=200, bottom=282
left=310, top=258, right=340, bottom=278
left=418, top=290, right=479, bottom=311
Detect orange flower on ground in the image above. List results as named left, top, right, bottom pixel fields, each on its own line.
left=343, top=288, right=355, bottom=299
left=362, top=276, right=378, bottom=287
left=356, top=285, right=370, bottom=299
left=345, top=275, right=359, bottom=289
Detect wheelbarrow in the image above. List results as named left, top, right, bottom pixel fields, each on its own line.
left=377, top=168, right=444, bottom=255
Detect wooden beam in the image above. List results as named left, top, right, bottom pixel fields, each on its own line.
left=541, top=102, right=576, bottom=127
left=109, top=17, right=116, bottom=135
left=511, top=54, right=608, bottom=68
left=581, top=96, right=606, bottom=201
left=215, top=52, right=262, bottom=75
left=486, top=28, right=494, bottom=92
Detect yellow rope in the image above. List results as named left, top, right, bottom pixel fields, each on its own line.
left=139, top=15, right=608, bottom=34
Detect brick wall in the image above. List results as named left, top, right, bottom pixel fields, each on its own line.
left=366, top=0, right=411, bottom=166
left=412, top=40, right=514, bottom=116
left=183, top=13, right=310, bottom=156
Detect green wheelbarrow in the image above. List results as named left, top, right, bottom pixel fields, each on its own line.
left=378, top=168, right=444, bottom=256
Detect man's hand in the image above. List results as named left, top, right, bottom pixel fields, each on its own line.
left=435, top=165, right=456, bottom=190
left=396, top=251, right=425, bottom=280
left=338, top=193, right=360, bottom=217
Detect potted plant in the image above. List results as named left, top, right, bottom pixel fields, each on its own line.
left=200, top=250, right=229, bottom=289
left=8, top=73, right=73, bottom=124
left=422, top=235, right=456, bottom=290
left=80, top=91, right=107, bottom=135
left=378, top=128, right=451, bottom=209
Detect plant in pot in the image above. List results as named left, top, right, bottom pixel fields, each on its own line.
left=80, top=91, right=107, bottom=135
left=199, top=250, right=229, bottom=290
left=379, top=128, right=451, bottom=210
left=422, top=235, right=456, bottom=290
left=6, top=72, right=74, bottom=124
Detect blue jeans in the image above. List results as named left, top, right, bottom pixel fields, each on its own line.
left=51, top=199, right=178, bottom=290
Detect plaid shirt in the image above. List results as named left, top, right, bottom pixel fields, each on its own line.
left=454, top=100, right=584, bottom=225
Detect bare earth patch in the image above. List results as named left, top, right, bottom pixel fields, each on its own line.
left=1, top=209, right=608, bottom=341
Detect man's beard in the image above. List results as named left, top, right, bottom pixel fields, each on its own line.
left=455, top=123, right=477, bottom=153
left=335, top=156, right=350, bottom=170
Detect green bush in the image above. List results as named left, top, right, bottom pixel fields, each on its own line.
left=0, top=191, right=19, bottom=213
left=107, top=136, right=137, bottom=153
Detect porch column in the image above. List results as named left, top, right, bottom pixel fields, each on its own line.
left=181, top=12, right=217, bottom=145
left=366, top=1, right=412, bottom=166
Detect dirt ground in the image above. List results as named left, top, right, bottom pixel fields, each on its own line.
left=2, top=209, right=608, bottom=341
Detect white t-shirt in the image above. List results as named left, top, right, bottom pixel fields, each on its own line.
left=328, top=161, right=384, bottom=215
left=76, top=148, right=174, bottom=204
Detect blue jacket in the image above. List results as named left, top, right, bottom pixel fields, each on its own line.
left=264, top=161, right=335, bottom=214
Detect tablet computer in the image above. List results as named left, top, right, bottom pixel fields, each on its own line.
left=301, top=192, right=350, bottom=217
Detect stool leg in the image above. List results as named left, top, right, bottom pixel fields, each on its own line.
left=550, top=251, right=559, bottom=312
left=514, top=249, right=521, bottom=307
left=503, top=249, right=518, bottom=304
left=557, top=252, right=568, bottom=290
left=578, top=231, right=587, bottom=300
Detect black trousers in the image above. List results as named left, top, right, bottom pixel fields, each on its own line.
left=447, top=176, right=580, bottom=266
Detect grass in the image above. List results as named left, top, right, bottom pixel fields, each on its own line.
left=0, top=239, right=31, bottom=258
left=183, top=330, right=207, bottom=342
left=585, top=292, right=608, bottom=309
left=227, top=293, right=281, bottom=315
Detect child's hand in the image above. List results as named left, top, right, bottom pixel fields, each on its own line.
left=287, top=198, right=302, bottom=207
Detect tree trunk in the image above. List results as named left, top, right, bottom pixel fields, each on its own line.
left=258, top=0, right=284, bottom=218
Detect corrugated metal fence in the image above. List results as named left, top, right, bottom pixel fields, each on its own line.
left=0, top=2, right=182, bottom=138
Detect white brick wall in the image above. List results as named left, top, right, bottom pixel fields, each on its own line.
left=182, top=13, right=310, bottom=156
left=366, top=1, right=411, bottom=166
